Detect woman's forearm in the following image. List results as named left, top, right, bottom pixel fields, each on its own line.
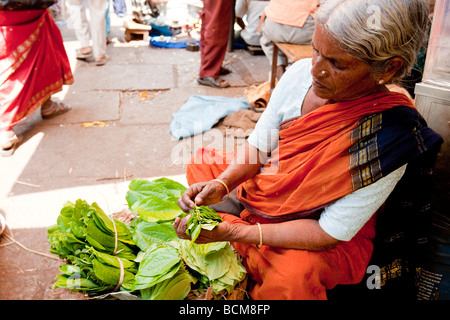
left=226, top=219, right=340, bottom=251
left=216, top=141, right=267, bottom=191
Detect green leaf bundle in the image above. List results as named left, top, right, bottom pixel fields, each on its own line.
left=47, top=200, right=139, bottom=293
left=48, top=178, right=247, bottom=300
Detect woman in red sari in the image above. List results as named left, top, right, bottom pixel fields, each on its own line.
left=0, top=8, right=74, bottom=156
left=173, top=0, right=443, bottom=299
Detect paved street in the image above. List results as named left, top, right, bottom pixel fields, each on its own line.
left=0, top=0, right=270, bottom=299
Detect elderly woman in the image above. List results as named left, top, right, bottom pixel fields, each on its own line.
left=174, top=0, right=443, bottom=299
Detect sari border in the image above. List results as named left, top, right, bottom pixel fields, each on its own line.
left=349, top=113, right=384, bottom=190
left=9, top=71, right=74, bottom=127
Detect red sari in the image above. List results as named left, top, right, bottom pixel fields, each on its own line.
left=0, top=9, right=73, bottom=131
left=185, top=92, right=442, bottom=299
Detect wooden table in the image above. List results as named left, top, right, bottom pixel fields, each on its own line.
left=123, top=20, right=152, bottom=42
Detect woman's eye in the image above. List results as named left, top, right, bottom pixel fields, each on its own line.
left=332, top=61, right=346, bottom=70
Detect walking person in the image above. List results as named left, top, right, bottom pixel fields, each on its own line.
left=66, top=0, right=110, bottom=66
left=197, top=0, right=233, bottom=88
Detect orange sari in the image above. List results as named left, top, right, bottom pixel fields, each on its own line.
left=185, top=92, right=442, bottom=299
left=0, top=9, right=73, bottom=131
left=237, top=92, right=416, bottom=223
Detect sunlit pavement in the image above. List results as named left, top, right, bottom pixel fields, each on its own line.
left=0, top=0, right=270, bottom=299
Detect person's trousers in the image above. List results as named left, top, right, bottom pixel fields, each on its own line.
left=66, top=0, right=107, bottom=60
left=199, top=0, right=233, bottom=78
left=260, top=16, right=315, bottom=67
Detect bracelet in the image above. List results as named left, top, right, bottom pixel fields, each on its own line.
left=256, top=222, right=263, bottom=249
left=212, top=179, right=230, bottom=203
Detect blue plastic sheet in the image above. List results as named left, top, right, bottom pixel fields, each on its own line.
left=170, top=95, right=249, bottom=139
left=150, top=36, right=199, bottom=49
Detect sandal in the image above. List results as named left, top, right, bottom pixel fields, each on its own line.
left=197, top=77, right=230, bottom=88
left=41, top=100, right=71, bottom=119
left=1, top=132, right=21, bottom=157
left=76, top=47, right=93, bottom=60
left=95, top=55, right=110, bottom=66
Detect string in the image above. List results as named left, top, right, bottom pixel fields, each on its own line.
left=109, top=216, right=124, bottom=290
left=114, top=256, right=124, bottom=291
left=0, top=233, right=59, bottom=260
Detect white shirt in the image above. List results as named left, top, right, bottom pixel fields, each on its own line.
left=235, top=0, right=269, bottom=46
left=248, top=58, right=406, bottom=241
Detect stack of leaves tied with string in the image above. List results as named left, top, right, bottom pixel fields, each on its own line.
left=47, top=177, right=246, bottom=299
left=47, top=200, right=139, bottom=293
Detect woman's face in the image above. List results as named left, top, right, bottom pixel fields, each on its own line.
left=310, top=24, right=380, bottom=102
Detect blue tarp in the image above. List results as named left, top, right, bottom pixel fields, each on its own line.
left=149, top=36, right=199, bottom=49
left=170, top=95, right=249, bottom=139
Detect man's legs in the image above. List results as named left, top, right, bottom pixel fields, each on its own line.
left=199, top=0, right=232, bottom=80
left=67, top=0, right=91, bottom=49
left=88, top=0, right=108, bottom=61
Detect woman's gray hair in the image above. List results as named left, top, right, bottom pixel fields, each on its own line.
left=315, top=0, right=430, bottom=83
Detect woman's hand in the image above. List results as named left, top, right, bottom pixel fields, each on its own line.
left=172, top=215, right=236, bottom=244
left=177, top=180, right=228, bottom=212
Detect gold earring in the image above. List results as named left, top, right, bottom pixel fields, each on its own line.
left=378, top=79, right=385, bottom=85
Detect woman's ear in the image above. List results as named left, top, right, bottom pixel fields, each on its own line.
left=382, top=57, right=404, bottom=83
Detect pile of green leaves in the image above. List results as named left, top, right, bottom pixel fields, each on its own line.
left=127, top=178, right=246, bottom=299
left=47, top=200, right=139, bottom=293
left=48, top=177, right=246, bottom=300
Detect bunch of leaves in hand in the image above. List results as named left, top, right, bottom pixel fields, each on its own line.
left=186, top=205, right=222, bottom=245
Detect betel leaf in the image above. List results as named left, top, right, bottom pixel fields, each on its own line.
left=211, top=246, right=247, bottom=294
left=126, top=178, right=187, bottom=208
left=133, top=261, right=181, bottom=291
left=132, top=245, right=182, bottom=291
left=136, top=245, right=181, bottom=277
left=88, top=202, right=135, bottom=245
left=195, top=242, right=227, bottom=257
left=140, top=267, right=193, bottom=300
left=92, top=258, right=135, bottom=290
left=89, top=247, right=138, bottom=273
left=126, top=178, right=187, bottom=223
left=132, top=220, right=179, bottom=251
left=198, top=246, right=232, bottom=281
left=130, top=195, right=184, bottom=222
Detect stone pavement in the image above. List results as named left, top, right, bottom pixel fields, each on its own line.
left=0, top=1, right=270, bottom=300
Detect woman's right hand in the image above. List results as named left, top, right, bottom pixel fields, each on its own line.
left=177, top=180, right=228, bottom=212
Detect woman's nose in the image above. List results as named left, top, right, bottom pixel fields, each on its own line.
left=311, top=56, right=327, bottom=78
